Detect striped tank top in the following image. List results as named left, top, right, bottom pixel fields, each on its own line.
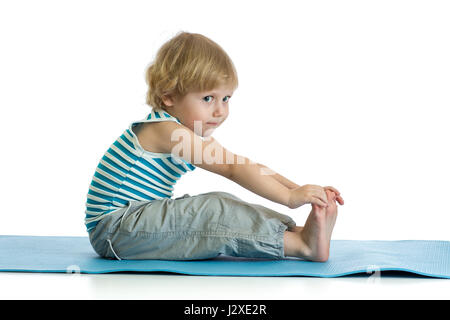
left=84, top=108, right=196, bottom=232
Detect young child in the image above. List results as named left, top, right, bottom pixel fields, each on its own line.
left=85, top=31, right=344, bottom=262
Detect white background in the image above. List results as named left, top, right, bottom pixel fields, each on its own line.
left=0, top=0, right=449, bottom=299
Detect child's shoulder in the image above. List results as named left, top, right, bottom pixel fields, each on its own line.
left=132, top=121, right=175, bottom=154
left=133, top=120, right=233, bottom=178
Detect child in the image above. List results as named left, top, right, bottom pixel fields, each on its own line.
left=85, top=31, right=344, bottom=262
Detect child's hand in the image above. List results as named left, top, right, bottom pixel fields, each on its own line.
left=323, top=186, right=345, bottom=205
left=288, top=184, right=329, bottom=209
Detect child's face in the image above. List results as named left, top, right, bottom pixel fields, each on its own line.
left=162, top=84, right=234, bottom=137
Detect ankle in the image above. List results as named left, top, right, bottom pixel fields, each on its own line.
left=298, top=230, right=329, bottom=262
left=297, top=230, right=313, bottom=259
left=284, top=231, right=310, bottom=258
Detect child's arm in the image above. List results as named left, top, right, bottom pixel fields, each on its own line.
left=255, top=163, right=301, bottom=189
left=230, top=160, right=335, bottom=208
left=150, top=121, right=335, bottom=207
left=257, top=163, right=345, bottom=205
left=228, top=157, right=294, bottom=208
left=150, top=121, right=293, bottom=206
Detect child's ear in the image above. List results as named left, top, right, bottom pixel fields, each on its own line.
left=161, top=94, right=175, bottom=107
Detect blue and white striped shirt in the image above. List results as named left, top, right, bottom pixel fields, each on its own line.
left=84, top=108, right=196, bottom=232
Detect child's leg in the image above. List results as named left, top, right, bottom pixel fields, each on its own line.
left=89, top=191, right=297, bottom=260
left=283, top=190, right=338, bottom=262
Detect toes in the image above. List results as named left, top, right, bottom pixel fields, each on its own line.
left=325, top=190, right=336, bottom=201
left=312, top=203, right=326, bottom=213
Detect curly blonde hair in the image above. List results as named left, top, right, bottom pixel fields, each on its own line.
left=145, top=31, right=239, bottom=109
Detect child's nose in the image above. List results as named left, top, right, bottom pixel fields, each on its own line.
left=213, top=105, right=226, bottom=117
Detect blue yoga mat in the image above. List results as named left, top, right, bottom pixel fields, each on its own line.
left=0, top=235, right=449, bottom=278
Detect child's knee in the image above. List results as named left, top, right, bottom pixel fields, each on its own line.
left=220, top=191, right=242, bottom=201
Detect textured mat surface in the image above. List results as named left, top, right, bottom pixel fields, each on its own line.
left=0, top=235, right=449, bottom=278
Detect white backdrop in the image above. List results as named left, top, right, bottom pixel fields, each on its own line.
left=1, top=0, right=449, bottom=241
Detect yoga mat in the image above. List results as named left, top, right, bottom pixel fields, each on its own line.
left=0, top=235, right=449, bottom=278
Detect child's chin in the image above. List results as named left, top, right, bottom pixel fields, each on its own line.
left=202, top=129, right=215, bottom=138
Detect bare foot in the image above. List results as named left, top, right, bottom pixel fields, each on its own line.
left=299, top=190, right=338, bottom=262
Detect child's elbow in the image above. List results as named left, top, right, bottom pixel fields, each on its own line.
left=197, top=161, right=234, bottom=180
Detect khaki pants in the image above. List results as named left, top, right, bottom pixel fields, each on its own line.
left=88, top=191, right=296, bottom=260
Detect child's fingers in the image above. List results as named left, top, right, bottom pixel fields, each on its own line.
left=314, top=196, right=328, bottom=208
left=324, top=186, right=340, bottom=195
left=318, top=190, right=329, bottom=206
left=324, top=186, right=344, bottom=205
left=336, top=195, right=345, bottom=205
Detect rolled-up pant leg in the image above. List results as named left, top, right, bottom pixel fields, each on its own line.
left=88, top=191, right=296, bottom=260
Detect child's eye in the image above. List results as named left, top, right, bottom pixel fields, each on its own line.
left=203, top=96, right=213, bottom=102
left=223, top=96, right=230, bottom=102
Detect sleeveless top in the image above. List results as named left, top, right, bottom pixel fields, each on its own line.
left=84, top=108, right=196, bottom=232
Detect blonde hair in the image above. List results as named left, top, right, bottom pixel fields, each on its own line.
left=145, top=31, right=239, bottom=109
